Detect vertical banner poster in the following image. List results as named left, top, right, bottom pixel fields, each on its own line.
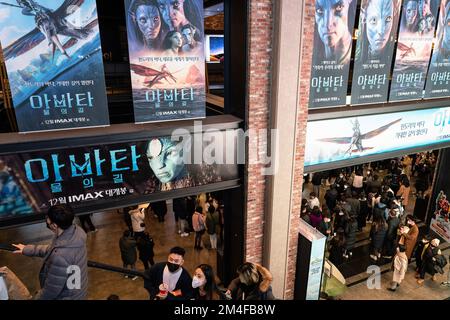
left=389, top=0, right=440, bottom=102
left=309, top=0, right=357, bottom=108
left=125, top=0, right=206, bottom=123
left=351, top=0, right=402, bottom=105
left=0, top=0, right=110, bottom=133
left=425, top=0, right=450, bottom=98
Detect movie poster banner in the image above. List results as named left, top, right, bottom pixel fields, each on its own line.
left=0, top=0, right=109, bottom=133
left=389, top=0, right=440, bottom=102
left=304, top=107, right=450, bottom=167
left=125, top=0, right=206, bottom=123
left=350, top=0, right=402, bottom=105
left=0, top=132, right=238, bottom=227
left=430, top=191, right=450, bottom=243
left=425, top=0, right=450, bottom=98
left=309, top=0, right=357, bottom=108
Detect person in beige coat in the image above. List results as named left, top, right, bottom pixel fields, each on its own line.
left=388, top=245, right=409, bottom=291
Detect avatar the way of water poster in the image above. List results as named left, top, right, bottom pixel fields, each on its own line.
left=125, top=0, right=206, bottom=123
left=350, top=0, right=402, bottom=105
left=389, top=0, right=440, bottom=102
left=424, top=0, right=450, bottom=98
left=309, top=0, right=357, bottom=109
left=0, top=0, right=110, bottom=133
left=0, top=134, right=238, bottom=227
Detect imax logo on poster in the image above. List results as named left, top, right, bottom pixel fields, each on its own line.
left=24, top=146, right=141, bottom=183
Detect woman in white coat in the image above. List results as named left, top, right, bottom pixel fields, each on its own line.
left=388, top=244, right=409, bottom=291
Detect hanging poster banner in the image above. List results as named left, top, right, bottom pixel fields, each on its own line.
left=0, top=130, right=239, bottom=227
left=389, top=0, right=440, bottom=102
left=305, top=107, right=450, bottom=167
left=125, top=0, right=206, bottom=123
left=309, top=0, right=357, bottom=108
left=425, top=0, right=450, bottom=98
left=350, top=0, right=402, bottom=105
left=430, top=191, right=450, bottom=243
left=0, top=0, right=110, bottom=133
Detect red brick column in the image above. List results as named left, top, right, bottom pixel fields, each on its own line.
left=245, top=0, right=273, bottom=264
left=284, top=0, right=315, bottom=299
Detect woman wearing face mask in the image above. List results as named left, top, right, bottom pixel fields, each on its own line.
left=191, top=264, right=220, bottom=300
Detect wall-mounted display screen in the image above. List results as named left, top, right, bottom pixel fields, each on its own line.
left=205, top=35, right=224, bottom=63
left=305, top=107, right=450, bottom=167
left=0, top=130, right=239, bottom=228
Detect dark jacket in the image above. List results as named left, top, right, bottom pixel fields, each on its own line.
left=228, top=264, right=275, bottom=300
left=119, top=235, right=137, bottom=265
left=23, top=225, right=88, bottom=300
left=366, top=180, right=382, bottom=194
left=346, top=198, right=360, bottom=217
left=206, top=210, right=220, bottom=235
left=325, top=188, right=338, bottom=210
left=372, top=203, right=387, bottom=220
left=344, top=218, right=358, bottom=250
left=137, top=235, right=155, bottom=261
left=386, top=216, right=400, bottom=241
left=173, top=198, right=187, bottom=219
left=370, top=222, right=387, bottom=249
left=144, top=262, right=194, bottom=300
left=152, top=201, right=167, bottom=216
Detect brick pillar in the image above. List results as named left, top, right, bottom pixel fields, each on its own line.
left=284, top=0, right=315, bottom=300
left=245, top=0, right=273, bottom=264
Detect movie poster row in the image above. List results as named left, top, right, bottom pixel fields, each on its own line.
left=304, top=106, right=450, bottom=167
left=309, top=0, right=450, bottom=108
left=0, top=132, right=238, bottom=227
left=0, top=0, right=206, bottom=133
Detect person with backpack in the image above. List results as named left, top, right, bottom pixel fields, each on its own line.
left=192, top=206, right=206, bottom=250
left=137, top=232, right=155, bottom=270
left=119, top=230, right=138, bottom=280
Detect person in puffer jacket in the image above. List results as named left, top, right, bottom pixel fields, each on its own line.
left=13, top=205, right=88, bottom=300
left=226, top=262, right=275, bottom=300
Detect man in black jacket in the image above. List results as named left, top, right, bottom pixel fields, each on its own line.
left=144, top=246, right=193, bottom=300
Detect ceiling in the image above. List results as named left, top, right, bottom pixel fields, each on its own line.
left=204, top=1, right=224, bottom=18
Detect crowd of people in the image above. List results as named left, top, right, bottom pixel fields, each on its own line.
left=1, top=203, right=275, bottom=300
left=302, top=153, right=449, bottom=290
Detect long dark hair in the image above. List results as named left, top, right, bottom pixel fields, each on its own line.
left=163, top=30, right=182, bottom=50
left=181, top=0, right=204, bottom=39
left=196, top=264, right=218, bottom=300
left=127, top=0, right=168, bottom=50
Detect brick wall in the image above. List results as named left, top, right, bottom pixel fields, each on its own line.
left=284, top=0, right=315, bottom=299
left=245, top=0, right=273, bottom=264
left=205, top=13, right=224, bottom=31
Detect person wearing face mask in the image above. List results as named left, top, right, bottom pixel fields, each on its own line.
left=417, top=238, right=441, bottom=284
left=143, top=246, right=193, bottom=300
left=191, top=264, right=220, bottom=300
left=226, top=262, right=275, bottom=300
left=12, top=205, right=88, bottom=300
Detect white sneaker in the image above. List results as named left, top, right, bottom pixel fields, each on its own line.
left=131, top=276, right=138, bottom=281
left=183, top=232, right=189, bottom=237
left=178, top=229, right=182, bottom=234
left=370, top=254, right=378, bottom=261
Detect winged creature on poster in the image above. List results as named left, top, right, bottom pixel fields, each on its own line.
left=0, top=0, right=110, bottom=133
left=125, top=0, right=206, bottom=123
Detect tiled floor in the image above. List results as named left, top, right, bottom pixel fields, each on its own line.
left=0, top=200, right=218, bottom=300
left=340, top=247, right=450, bottom=300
